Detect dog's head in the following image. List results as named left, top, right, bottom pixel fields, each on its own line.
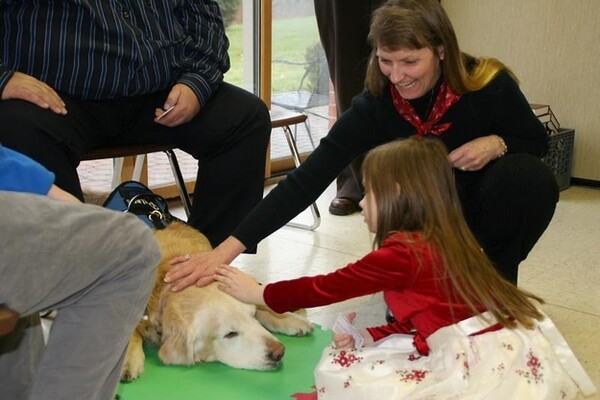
left=158, top=283, right=285, bottom=370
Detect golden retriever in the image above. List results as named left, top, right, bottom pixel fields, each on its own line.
left=120, top=221, right=314, bottom=381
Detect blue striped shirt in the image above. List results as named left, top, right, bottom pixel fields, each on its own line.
left=0, top=0, right=230, bottom=104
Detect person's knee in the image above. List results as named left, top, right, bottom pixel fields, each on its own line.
left=244, top=94, right=271, bottom=140
left=219, top=83, right=271, bottom=139
left=116, top=214, right=162, bottom=277
left=480, top=154, right=559, bottom=208
left=0, top=101, right=51, bottom=152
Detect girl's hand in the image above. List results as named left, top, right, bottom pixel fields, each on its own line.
left=214, top=264, right=266, bottom=306
left=332, top=312, right=374, bottom=349
left=332, top=312, right=357, bottom=349
left=332, top=333, right=356, bottom=349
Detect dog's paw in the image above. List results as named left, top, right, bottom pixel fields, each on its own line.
left=257, top=309, right=314, bottom=336
left=279, top=315, right=314, bottom=336
left=120, top=361, right=144, bottom=382
left=120, top=341, right=146, bottom=382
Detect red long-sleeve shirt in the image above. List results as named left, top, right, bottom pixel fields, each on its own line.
left=263, top=233, right=476, bottom=341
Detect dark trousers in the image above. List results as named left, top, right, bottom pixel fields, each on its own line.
left=0, top=82, right=271, bottom=248
left=314, top=0, right=385, bottom=202
left=463, top=154, right=560, bottom=283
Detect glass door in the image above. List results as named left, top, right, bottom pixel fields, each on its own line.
left=269, top=0, right=330, bottom=175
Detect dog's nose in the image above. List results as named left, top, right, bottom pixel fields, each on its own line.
left=267, top=339, right=285, bottom=362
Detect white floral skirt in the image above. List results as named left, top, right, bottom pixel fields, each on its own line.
left=314, top=312, right=596, bottom=399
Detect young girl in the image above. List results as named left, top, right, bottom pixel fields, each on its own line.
left=214, top=137, right=596, bottom=399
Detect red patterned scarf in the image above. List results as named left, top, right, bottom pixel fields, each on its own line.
left=390, top=80, right=461, bottom=137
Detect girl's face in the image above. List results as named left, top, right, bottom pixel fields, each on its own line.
left=376, top=46, right=444, bottom=99
left=359, top=186, right=378, bottom=233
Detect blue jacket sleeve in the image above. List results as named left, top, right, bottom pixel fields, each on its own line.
left=0, top=145, right=55, bottom=195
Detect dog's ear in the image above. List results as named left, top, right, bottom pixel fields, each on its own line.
left=158, top=334, right=195, bottom=365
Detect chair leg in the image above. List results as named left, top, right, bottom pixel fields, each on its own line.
left=111, top=158, right=125, bottom=189
left=303, top=119, right=316, bottom=149
left=164, top=149, right=192, bottom=218
left=281, top=125, right=321, bottom=231
left=111, top=155, right=146, bottom=188
left=132, top=155, right=146, bottom=182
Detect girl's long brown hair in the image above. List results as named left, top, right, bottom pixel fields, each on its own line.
left=363, top=137, right=543, bottom=329
left=365, top=0, right=518, bottom=97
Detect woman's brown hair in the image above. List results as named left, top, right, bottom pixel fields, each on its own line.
left=365, top=0, right=517, bottom=97
left=362, top=137, right=543, bottom=329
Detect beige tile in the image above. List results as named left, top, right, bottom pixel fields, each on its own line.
left=542, top=304, right=600, bottom=399
left=520, top=186, right=600, bottom=315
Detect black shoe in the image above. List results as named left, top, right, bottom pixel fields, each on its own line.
left=328, top=197, right=361, bottom=216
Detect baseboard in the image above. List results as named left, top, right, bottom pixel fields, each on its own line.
left=571, top=177, right=600, bottom=189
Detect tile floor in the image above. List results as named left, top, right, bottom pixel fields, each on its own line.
left=168, top=183, right=600, bottom=399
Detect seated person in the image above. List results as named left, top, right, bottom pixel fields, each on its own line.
left=0, top=0, right=271, bottom=248
left=0, top=144, right=161, bottom=400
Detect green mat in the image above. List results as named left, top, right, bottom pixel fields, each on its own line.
left=116, top=326, right=330, bottom=400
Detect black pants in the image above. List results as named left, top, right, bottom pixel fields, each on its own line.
left=0, top=82, right=271, bottom=248
left=462, top=154, right=560, bottom=283
left=314, top=0, right=385, bottom=202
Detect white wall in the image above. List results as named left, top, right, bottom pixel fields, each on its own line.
left=443, top=0, right=600, bottom=181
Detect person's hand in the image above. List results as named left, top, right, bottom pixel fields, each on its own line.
left=47, top=184, right=81, bottom=203
left=2, top=72, right=67, bottom=115
left=332, top=312, right=374, bottom=349
left=154, top=84, right=201, bottom=127
left=332, top=312, right=358, bottom=349
left=164, top=236, right=246, bottom=292
left=213, top=264, right=266, bottom=306
left=448, top=135, right=505, bottom=172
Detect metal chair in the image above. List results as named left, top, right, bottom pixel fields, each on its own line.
left=270, top=108, right=321, bottom=231
left=271, top=55, right=330, bottom=149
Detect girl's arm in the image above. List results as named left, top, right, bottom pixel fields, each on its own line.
left=215, top=237, right=418, bottom=315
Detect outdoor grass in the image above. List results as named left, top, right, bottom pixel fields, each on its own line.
left=224, top=16, right=322, bottom=93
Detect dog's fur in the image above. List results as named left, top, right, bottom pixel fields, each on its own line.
left=121, top=221, right=313, bottom=381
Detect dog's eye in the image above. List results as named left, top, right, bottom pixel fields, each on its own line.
left=224, top=331, right=239, bottom=339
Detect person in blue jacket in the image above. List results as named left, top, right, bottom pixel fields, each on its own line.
left=0, top=144, right=161, bottom=400
left=0, top=144, right=79, bottom=201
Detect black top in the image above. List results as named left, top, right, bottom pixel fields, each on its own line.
left=233, top=71, right=548, bottom=248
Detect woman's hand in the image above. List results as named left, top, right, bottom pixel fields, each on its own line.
left=213, top=264, right=266, bottom=306
left=164, top=236, right=245, bottom=292
left=448, top=135, right=506, bottom=172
